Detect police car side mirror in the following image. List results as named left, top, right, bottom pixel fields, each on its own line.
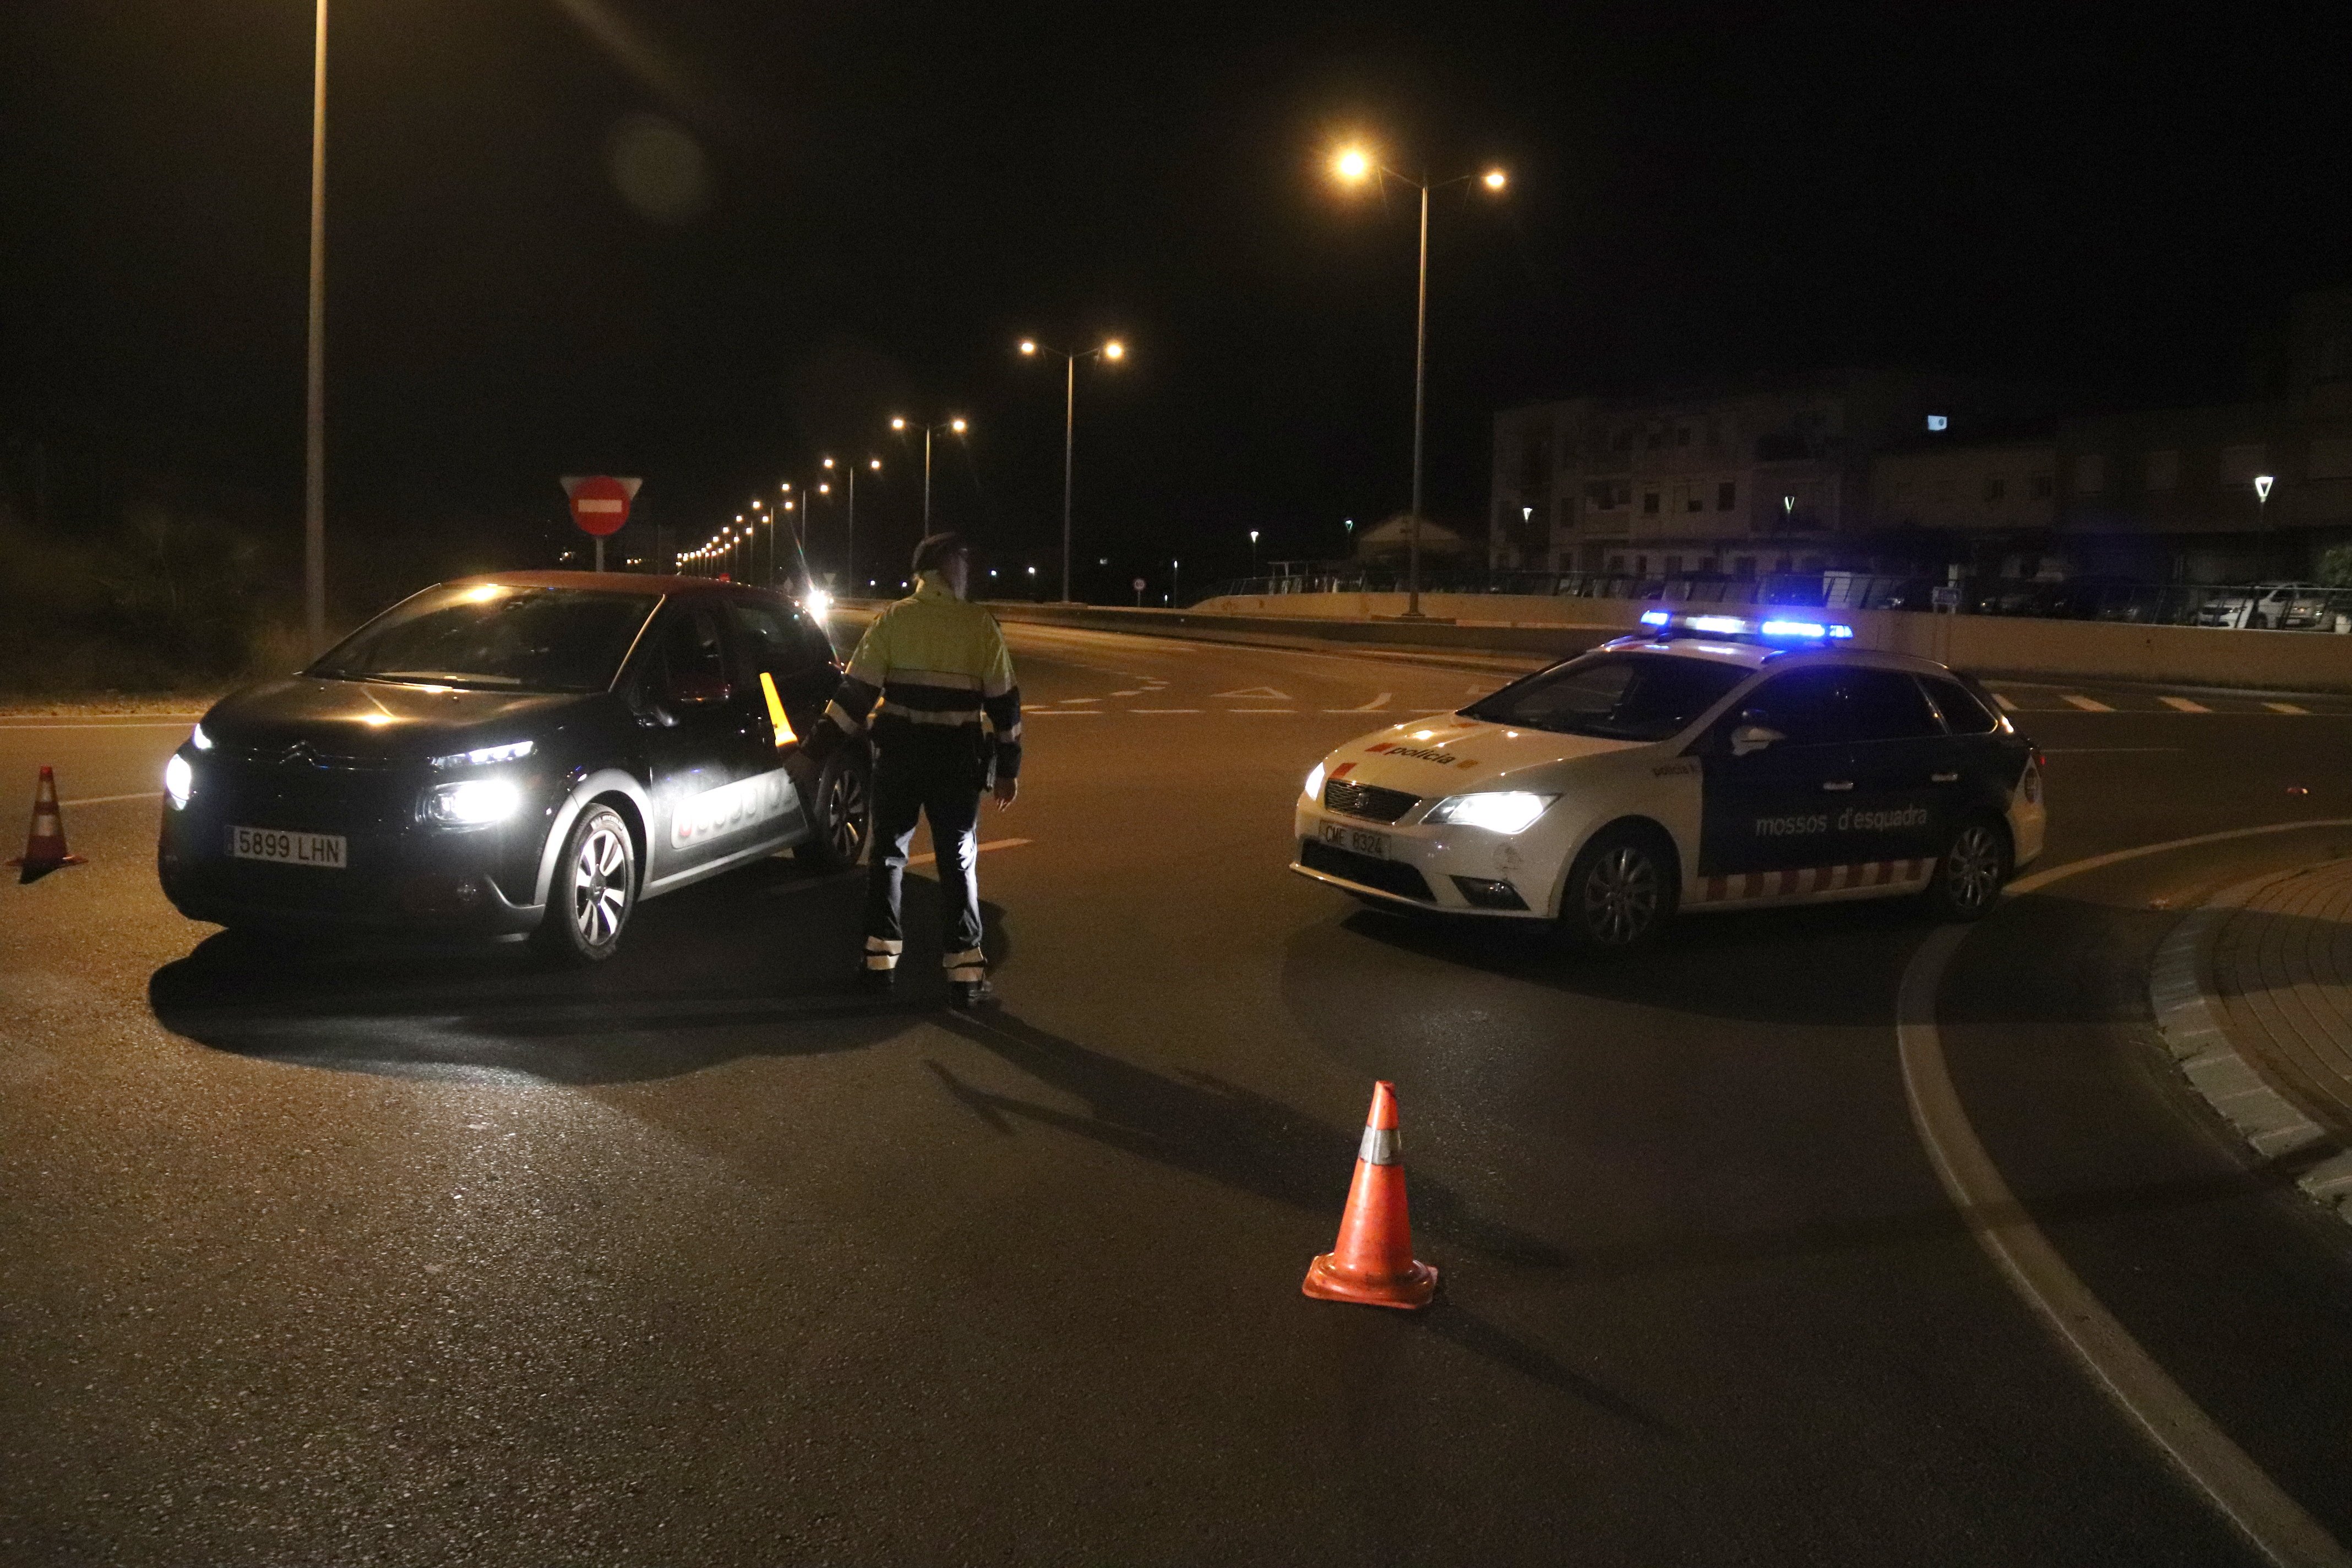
left=1730, top=721, right=1786, bottom=758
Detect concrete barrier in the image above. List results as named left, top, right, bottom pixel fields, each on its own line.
left=845, top=591, right=2352, bottom=695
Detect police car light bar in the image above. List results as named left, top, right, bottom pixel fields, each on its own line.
left=1637, top=609, right=1855, bottom=643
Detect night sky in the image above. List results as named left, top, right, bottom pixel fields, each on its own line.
left=6, top=2, right=2352, bottom=600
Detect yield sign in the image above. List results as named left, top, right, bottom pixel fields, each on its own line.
left=561, top=475, right=643, bottom=537
left=1213, top=685, right=1291, bottom=700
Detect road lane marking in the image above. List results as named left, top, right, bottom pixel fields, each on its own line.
left=1227, top=709, right=1296, bottom=714
left=61, top=791, right=165, bottom=808
left=908, top=836, right=1032, bottom=868
left=2265, top=703, right=2310, bottom=715
left=1110, top=690, right=1142, bottom=697
left=1994, top=693, right=2021, bottom=711
left=1899, top=820, right=2352, bottom=1568
left=1213, top=685, right=1291, bottom=700
left=2040, top=747, right=2184, bottom=754
left=1326, top=692, right=1393, bottom=713
left=2159, top=696, right=2212, bottom=713
left=2061, top=694, right=2116, bottom=711
left=1058, top=695, right=1102, bottom=704
left=1129, top=707, right=1202, bottom=714
left=1026, top=709, right=1100, bottom=716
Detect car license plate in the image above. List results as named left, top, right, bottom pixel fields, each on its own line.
left=228, top=826, right=348, bottom=869
left=1319, top=821, right=1387, bottom=859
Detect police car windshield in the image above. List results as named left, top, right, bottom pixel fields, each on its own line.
left=311, top=585, right=661, bottom=693
left=1463, top=651, right=1750, bottom=741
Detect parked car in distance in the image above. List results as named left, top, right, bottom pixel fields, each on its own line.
left=157, top=573, right=871, bottom=962
left=2196, top=582, right=2339, bottom=630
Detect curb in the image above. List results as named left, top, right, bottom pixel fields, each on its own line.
left=2147, top=869, right=2352, bottom=1225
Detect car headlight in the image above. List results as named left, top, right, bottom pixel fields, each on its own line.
left=1423, top=791, right=1557, bottom=834
left=423, top=777, right=523, bottom=828
left=804, top=588, right=833, bottom=621
left=1303, top=761, right=1326, bottom=800
left=163, top=753, right=193, bottom=809
left=430, top=739, right=534, bottom=769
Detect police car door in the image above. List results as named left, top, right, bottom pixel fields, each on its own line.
left=1697, top=666, right=1855, bottom=879
left=630, top=603, right=777, bottom=884
left=1836, top=668, right=1952, bottom=867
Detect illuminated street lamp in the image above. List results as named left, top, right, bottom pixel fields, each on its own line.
left=1249, top=529, right=1261, bottom=575
left=890, top=415, right=969, bottom=530
left=823, top=454, right=883, bottom=588
left=1328, top=141, right=1510, bottom=617
left=1019, top=335, right=1129, bottom=602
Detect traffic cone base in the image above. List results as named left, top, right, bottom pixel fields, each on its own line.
left=10, top=766, right=85, bottom=882
left=1302, top=1080, right=1439, bottom=1311
left=1303, top=1251, right=1437, bottom=1309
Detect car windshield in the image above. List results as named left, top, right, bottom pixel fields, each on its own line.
left=1462, top=651, right=1750, bottom=741
left=310, top=585, right=661, bottom=693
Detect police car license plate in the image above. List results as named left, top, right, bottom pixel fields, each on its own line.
left=1319, top=821, right=1387, bottom=859
left=229, top=826, right=347, bottom=869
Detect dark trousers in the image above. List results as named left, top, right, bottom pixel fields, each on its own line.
left=863, top=727, right=985, bottom=976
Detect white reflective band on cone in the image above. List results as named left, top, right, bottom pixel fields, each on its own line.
left=1358, top=1126, right=1402, bottom=1165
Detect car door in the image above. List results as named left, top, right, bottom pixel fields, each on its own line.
left=629, top=602, right=780, bottom=885
left=727, top=597, right=841, bottom=747
left=1834, top=668, right=1954, bottom=867
left=1917, top=671, right=2021, bottom=827
left=1696, top=666, right=1856, bottom=879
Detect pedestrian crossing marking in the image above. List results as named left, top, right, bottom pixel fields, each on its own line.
left=2158, top=696, right=2210, bottom=713
left=1213, top=685, right=1291, bottom=700
left=2265, top=702, right=2310, bottom=715
left=2061, top=694, right=2114, bottom=711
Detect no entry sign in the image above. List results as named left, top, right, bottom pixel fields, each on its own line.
left=560, top=475, right=641, bottom=537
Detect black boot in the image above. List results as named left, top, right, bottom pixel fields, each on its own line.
left=947, top=976, right=995, bottom=1010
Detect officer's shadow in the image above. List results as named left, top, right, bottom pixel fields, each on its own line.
left=922, top=1006, right=1674, bottom=1436
left=146, top=856, right=984, bottom=1084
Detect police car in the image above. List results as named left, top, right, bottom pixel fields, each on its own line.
left=1292, top=610, right=2045, bottom=946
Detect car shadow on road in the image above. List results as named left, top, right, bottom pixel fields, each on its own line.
left=922, top=1006, right=1675, bottom=1434
left=148, top=857, right=998, bottom=1085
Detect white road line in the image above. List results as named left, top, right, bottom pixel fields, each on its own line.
left=1110, top=690, right=1142, bottom=697
left=1025, top=709, right=1101, bottom=716
left=1994, top=693, right=2021, bottom=711
left=907, top=836, right=1032, bottom=868
left=1058, top=695, right=1102, bottom=704
left=2265, top=703, right=2310, bottom=715
left=0, top=720, right=203, bottom=730
left=61, top=791, right=165, bottom=808
left=1227, top=709, right=1296, bottom=714
left=1898, top=821, right=2352, bottom=1568
left=1213, top=685, right=1291, bottom=700
left=2159, top=696, right=2212, bottom=714
left=2040, top=747, right=2184, bottom=755
left=1326, top=692, right=1393, bottom=714
left=2061, top=694, right=2116, bottom=712
left=1128, top=707, right=1202, bottom=714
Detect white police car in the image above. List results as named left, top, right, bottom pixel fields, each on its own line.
left=1292, top=611, right=2045, bottom=946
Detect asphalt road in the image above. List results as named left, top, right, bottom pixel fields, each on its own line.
left=3, top=628, right=2349, bottom=1566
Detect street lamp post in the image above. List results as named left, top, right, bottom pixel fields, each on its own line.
left=1329, top=144, right=1508, bottom=618
left=304, top=0, right=329, bottom=652
left=890, top=416, right=968, bottom=531
left=823, top=455, right=882, bottom=590
left=2255, top=473, right=2277, bottom=578
left=1019, top=336, right=1127, bottom=602
left=1249, top=530, right=1261, bottom=576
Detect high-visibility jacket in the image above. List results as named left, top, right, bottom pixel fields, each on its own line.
left=824, top=573, right=1023, bottom=779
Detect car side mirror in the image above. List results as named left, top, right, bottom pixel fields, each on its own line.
left=669, top=671, right=730, bottom=706
left=1730, top=720, right=1787, bottom=758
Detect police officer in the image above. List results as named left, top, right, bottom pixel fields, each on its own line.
left=816, top=532, right=1021, bottom=1008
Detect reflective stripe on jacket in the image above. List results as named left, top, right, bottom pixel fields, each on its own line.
left=825, top=573, right=1023, bottom=778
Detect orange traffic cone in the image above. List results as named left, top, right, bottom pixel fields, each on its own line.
left=9, top=766, right=86, bottom=884
left=1303, top=1080, right=1438, bottom=1309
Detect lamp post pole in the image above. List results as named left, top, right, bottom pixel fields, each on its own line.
left=304, top=0, right=329, bottom=652
left=1019, top=337, right=1126, bottom=603
left=891, top=417, right=967, bottom=533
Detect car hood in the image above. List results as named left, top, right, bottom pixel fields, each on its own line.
left=200, top=677, right=605, bottom=764
left=1320, top=716, right=1645, bottom=796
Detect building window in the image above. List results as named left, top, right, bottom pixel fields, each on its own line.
left=2143, top=450, right=2180, bottom=492
left=1925, top=414, right=1949, bottom=432
left=1664, top=554, right=1684, bottom=576
left=1608, top=554, right=1627, bottom=574
left=1685, top=487, right=1703, bottom=512
left=1585, top=481, right=1614, bottom=509
left=1717, top=480, right=1736, bottom=510
left=1645, top=427, right=1663, bottom=451
left=1642, top=489, right=1661, bottom=515
left=2073, top=454, right=2106, bottom=495
left=1519, top=432, right=1552, bottom=491
left=2031, top=473, right=2054, bottom=499
left=1983, top=476, right=2007, bottom=503
left=1615, top=483, right=1633, bottom=507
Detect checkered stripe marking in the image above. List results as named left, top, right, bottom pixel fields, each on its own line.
left=1694, top=859, right=1930, bottom=903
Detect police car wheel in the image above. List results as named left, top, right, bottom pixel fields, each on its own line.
left=796, top=750, right=871, bottom=871
left=1559, top=826, right=1678, bottom=949
left=534, top=803, right=635, bottom=964
left=1923, top=815, right=2011, bottom=923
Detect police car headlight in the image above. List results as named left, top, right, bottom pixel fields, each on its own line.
left=163, top=753, right=193, bottom=810
left=429, top=739, right=534, bottom=769
left=423, top=777, right=523, bottom=829
left=1424, top=791, right=1557, bottom=834
left=1303, top=761, right=1326, bottom=801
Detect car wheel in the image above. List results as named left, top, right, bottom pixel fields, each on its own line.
left=1558, top=825, right=1678, bottom=950
left=796, top=748, right=871, bottom=871
left=535, top=803, right=636, bottom=964
left=1921, top=815, right=2011, bottom=923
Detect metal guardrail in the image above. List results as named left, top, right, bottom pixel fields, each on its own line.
left=1200, top=573, right=2352, bottom=632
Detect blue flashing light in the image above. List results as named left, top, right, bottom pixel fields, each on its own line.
left=1687, top=614, right=1747, bottom=635
left=1827, top=624, right=1855, bottom=639
left=1759, top=619, right=1828, bottom=640
left=1639, top=609, right=1671, bottom=628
